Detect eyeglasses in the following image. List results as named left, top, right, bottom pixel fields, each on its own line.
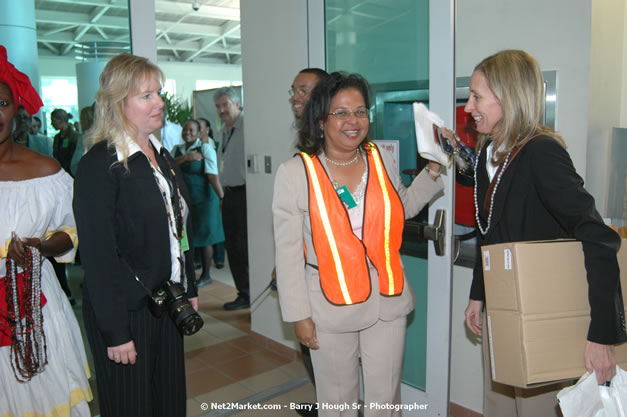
left=328, top=109, right=369, bottom=120
left=288, top=87, right=311, bottom=97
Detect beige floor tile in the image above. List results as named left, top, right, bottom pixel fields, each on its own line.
left=193, top=381, right=255, bottom=405
left=184, top=328, right=225, bottom=352
left=237, top=367, right=298, bottom=393
left=276, top=360, right=310, bottom=379
left=190, top=341, right=248, bottom=366
left=254, top=347, right=296, bottom=365
left=234, top=406, right=296, bottom=417
left=269, top=383, right=317, bottom=407
left=212, top=353, right=279, bottom=380
left=185, top=352, right=212, bottom=375
left=200, top=280, right=238, bottom=299
left=202, top=318, right=248, bottom=341
left=186, top=398, right=205, bottom=417
left=228, top=333, right=268, bottom=353
left=186, top=367, right=238, bottom=397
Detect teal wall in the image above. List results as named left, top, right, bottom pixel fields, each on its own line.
left=325, top=0, right=429, bottom=84
left=400, top=254, right=428, bottom=390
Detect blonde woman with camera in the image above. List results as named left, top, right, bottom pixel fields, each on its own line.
left=73, top=53, right=198, bottom=417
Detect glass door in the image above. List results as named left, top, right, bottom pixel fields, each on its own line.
left=324, top=0, right=455, bottom=415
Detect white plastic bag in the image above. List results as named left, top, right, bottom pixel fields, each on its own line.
left=557, top=366, right=627, bottom=417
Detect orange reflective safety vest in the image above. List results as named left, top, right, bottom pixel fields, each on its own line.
left=300, top=142, right=405, bottom=306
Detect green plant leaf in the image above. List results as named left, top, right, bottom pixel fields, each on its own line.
left=162, top=92, right=194, bottom=127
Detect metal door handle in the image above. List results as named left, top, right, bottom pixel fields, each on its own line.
left=405, top=209, right=446, bottom=256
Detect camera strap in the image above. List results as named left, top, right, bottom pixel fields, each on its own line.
left=118, top=255, right=156, bottom=298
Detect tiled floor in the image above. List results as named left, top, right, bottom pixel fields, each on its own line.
left=66, top=261, right=316, bottom=417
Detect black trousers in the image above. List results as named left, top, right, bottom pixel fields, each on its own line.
left=222, top=185, right=249, bottom=298
left=83, top=296, right=186, bottom=417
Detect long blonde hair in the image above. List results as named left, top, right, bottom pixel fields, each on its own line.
left=474, top=50, right=565, bottom=165
left=87, top=53, right=164, bottom=166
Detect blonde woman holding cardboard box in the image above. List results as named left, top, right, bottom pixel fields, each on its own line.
left=459, top=50, right=626, bottom=417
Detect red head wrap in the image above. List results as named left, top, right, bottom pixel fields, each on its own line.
left=0, top=46, right=43, bottom=116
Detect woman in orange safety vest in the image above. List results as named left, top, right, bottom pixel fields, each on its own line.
left=272, top=72, right=444, bottom=417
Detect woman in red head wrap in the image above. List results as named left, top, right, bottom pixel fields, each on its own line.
left=0, top=46, right=92, bottom=416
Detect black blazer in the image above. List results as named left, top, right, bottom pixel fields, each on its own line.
left=73, top=140, right=197, bottom=346
left=471, top=135, right=626, bottom=345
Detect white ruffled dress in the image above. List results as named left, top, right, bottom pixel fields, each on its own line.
left=0, top=170, right=92, bottom=417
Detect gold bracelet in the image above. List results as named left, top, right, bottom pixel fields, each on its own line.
left=424, top=165, right=441, bottom=180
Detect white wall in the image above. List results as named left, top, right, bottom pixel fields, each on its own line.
left=586, top=0, right=627, bottom=216
left=457, top=0, right=592, bottom=177
left=38, top=56, right=79, bottom=78
left=158, top=61, right=242, bottom=104
left=239, top=0, right=311, bottom=349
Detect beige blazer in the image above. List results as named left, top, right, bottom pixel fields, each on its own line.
left=272, top=148, right=444, bottom=333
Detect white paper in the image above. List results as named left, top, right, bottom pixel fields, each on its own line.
left=483, top=250, right=491, bottom=272
left=412, top=102, right=451, bottom=166
left=504, top=249, right=512, bottom=271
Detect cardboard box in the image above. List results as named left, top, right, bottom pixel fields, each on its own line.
left=482, top=239, right=627, bottom=388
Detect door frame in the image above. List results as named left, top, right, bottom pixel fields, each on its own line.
left=403, top=1, right=456, bottom=416
left=307, top=1, right=456, bottom=415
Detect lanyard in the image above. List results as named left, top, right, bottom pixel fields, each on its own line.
left=222, top=127, right=235, bottom=153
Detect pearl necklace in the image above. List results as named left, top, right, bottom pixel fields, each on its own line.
left=325, top=152, right=359, bottom=167
left=474, top=147, right=513, bottom=236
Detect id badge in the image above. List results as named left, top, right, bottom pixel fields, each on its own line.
left=219, top=159, right=224, bottom=173
left=62, top=138, right=69, bottom=148
left=336, top=185, right=357, bottom=209
left=181, top=225, right=190, bottom=252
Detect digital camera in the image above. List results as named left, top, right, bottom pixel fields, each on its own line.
left=150, top=281, right=203, bottom=335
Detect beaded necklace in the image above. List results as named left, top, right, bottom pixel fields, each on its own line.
left=4, top=246, right=47, bottom=382
left=474, top=146, right=513, bottom=236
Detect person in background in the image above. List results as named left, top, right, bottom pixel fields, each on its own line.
left=273, top=72, right=443, bottom=417
left=73, top=53, right=197, bottom=417
left=215, top=87, right=249, bottom=310
left=197, top=116, right=216, bottom=149
left=283, top=66, right=328, bottom=417
left=30, top=115, right=42, bottom=135
left=198, top=116, right=225, bottom=269
left=70, top=103, right=95, bottom=176
left=172, top=119, right=224, bottom=287
left=49, top=108, right=79, bottom=303
left=13, top=105, right=53, bottom=156
left=460, top=50, right=626, bottom=417
left=50, top=108, right=79, bottom=174
left=160, top=102, right=183, bottom=153
left=0, top=44, right=92, bottom=417
left=289, top=68, right=329, bottom=119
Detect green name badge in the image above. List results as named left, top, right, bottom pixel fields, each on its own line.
left=62, top=138, right=69, bottom=148
left=181, top=225, right=190, bottom=252
left=336, top=185, right=357, bottom=209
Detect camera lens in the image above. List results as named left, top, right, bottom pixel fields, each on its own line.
left=163, top=282, right=204, bottom=335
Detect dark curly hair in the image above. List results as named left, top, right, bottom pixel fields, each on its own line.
left=296, top=71, right=371, bottom=155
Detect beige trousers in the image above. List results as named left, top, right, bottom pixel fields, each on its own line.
left=482, top=322, right=566, bottom=417
left=310, top=316, right=407, bottom=417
